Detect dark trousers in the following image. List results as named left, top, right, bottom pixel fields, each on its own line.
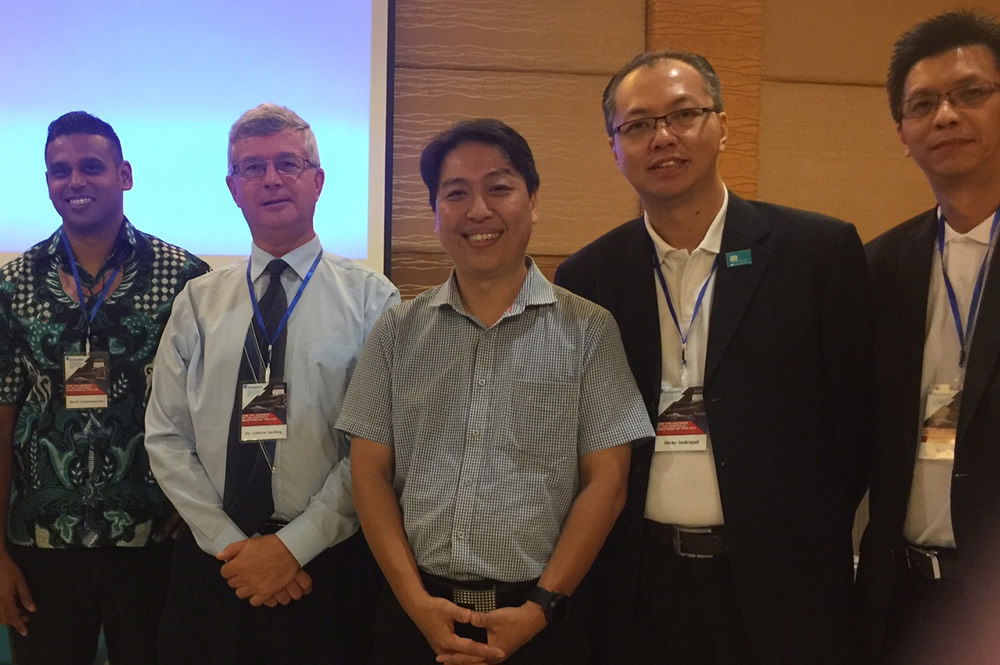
left=8, top=542, right=173, bottom=665
left=878, top=561, right=998, bottom=665
left=633, top=533, right=757, bottom=665
left=370, top=575, right=591, bottom=665
left=158, top=527, right=379, bottom=665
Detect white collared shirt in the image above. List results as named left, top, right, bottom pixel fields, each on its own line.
left=145, top=236, right=399, bottom=564
left=644, top=190, right=728, bottom=527
left=906, top=209, right=997, bottom=547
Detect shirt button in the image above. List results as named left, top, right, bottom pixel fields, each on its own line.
left=471, top=430, right=479, bottom=438
left=478, top=379, right=486, bottom=386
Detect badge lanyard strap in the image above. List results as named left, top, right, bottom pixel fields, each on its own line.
left=60, top=232, right=120, bottom=356
left=653, top=252, right=718, bottom=368
left=245, top=250, right=322, bottom=382
left=937, top=207, right=1000, bottom=368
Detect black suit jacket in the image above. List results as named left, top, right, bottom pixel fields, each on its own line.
left=855, top=208, right=1000, bottom=662
left=556, top=193, right=869, bottom=665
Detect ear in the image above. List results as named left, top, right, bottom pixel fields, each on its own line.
left=119, top=161, right=134, bottom=191
left=226, top=174, right=241, bottom=205
left=717, top=111, right=729, bottom=152
left=896, top=123, right=911, bottom=157
left=609, top=134, right=626, bottom=174
left=530, top=193, right=539, bottom=224
left=313, top=167, right=325, bottom=198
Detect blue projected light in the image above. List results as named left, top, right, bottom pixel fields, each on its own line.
left=0, top=1, right=388, bottom=272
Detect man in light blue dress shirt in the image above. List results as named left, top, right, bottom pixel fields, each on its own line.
left=144, top=103, right=399, bottom=665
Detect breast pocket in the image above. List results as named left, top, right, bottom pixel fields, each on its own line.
left=509, top=380, right=579, bottom=465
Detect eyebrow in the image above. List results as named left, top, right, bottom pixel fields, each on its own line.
left=439, top=168, right=516, bottom=188
left=906, top=74, right=985, bottom=97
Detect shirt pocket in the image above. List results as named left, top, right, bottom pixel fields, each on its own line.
left=509, top=379, right=579, bottom=466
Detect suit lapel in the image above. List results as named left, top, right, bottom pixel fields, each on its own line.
left=603, top=221, right=661, bottom=415
left=705, top=195, right=771, bottom=384
left=891, top=211, right=936, bottom=457
left=958, top=219, right=1000, bottom=440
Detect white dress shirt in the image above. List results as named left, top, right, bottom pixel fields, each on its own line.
left=145, top=236, right=399, bottom=565
left=906, top=209, right=997, bottom=547
left=645, top=190, right=728, bottom=527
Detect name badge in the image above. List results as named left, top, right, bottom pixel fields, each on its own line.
left=655, top=386, right=708, bottom=452
left=64, top=352, right=110, bottom=409
left=240, top=381, right=288, bottom=441
left=918, top=383, right=960, bottom=461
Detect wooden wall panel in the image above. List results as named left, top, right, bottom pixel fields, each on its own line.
left=396, top=0, right=644, bottom=72
left=763, top=0, right=999, bottom=85
left=391, top=68, right=640, bottom=257
left=647, top=0, right=764, bottom=199
left=757, top=81, right=932, bottom=241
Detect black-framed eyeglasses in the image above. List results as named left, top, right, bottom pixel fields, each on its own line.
left=230, top=155, right=318, bottom=179
left=901, top=81, right=1000, bottom=120
left=613, top=107, right=719, bottom=140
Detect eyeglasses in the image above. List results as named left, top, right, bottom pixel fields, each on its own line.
left=230, top=155, right=317, bottom=179
left=613, top=107, right=719, bottom=140
left=901, top=81, right=1000, bottom=120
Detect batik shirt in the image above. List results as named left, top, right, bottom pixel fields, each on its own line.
left=0, top=219, right=209, bottom=548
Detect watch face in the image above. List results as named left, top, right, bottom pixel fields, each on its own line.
left=529, top=586, right=569, bottom=625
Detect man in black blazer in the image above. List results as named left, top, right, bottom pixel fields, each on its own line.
left=555, top=50, right=869, bottom=665
left=855, top=11, right=1000, bottom=665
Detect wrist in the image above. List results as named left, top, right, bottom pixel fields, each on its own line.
left=525, top=585, right=569, bottom=625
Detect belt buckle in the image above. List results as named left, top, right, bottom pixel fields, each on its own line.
left=672, top=525, right=716, bottom=559
left=452, top=586, right=497, bottom=613
left=905, top=545, right=942, bottom=580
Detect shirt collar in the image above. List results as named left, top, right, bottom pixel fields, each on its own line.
left=938, top=207, right=998, bottom=247
left=644, top=188, right=729, bottom=264
left=43, top=216, right=139, bottom=272
left=249, top=235, right=322, bottom=281
left=431, top=257, right=556, bottom=317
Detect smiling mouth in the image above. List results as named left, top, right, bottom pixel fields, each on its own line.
left=650, top=158, right=687, bottom=170
left=67, top=197, right=95, bottom=208
left=262, top=198, right=292, bottom=207
left=465, top=232, right=501, bottom=245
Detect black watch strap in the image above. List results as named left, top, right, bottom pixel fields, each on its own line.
left=526, top=585, right=569, bottom=625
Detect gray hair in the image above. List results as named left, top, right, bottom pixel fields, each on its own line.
left=228, top=103, right=320, bottom=167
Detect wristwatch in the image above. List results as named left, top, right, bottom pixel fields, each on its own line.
left=526, top=585, right=569, bottom=625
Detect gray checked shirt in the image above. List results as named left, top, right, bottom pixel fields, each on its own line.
left=337, top=259, right=652, bottom=583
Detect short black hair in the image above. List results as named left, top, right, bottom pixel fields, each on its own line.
left=888, top=10, right=1000, bottom=123
left=45, top=111, right=124, bottom=163
left=602, top=50, right=724, bottom=136
left=419, top=118, right=540, bottom=211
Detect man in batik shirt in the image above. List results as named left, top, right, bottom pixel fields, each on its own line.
left=0, top=111, right=208, bottom=665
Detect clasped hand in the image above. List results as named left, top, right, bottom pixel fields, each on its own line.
left=216, top=534, right=312, bottom=608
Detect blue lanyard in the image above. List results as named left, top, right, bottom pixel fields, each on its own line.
left=937, top=208, right=1000, bottom=367
left=653, top=251, right=718, bottom=367
left=60, top=231, right=120, bottom=352
left=245, top=250, right=322, bottom=373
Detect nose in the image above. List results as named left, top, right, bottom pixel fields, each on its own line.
left=68, top=168, right=86, bottom=188
left=466, top=192, right=492, bottom=221
left=650, top=118, right=678, bottom=147
left=932, top=96, right=960, bottom=126
left=262, top=161, right=283, bottom=186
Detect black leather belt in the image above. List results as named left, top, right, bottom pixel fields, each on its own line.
left=644, top=519, right=728, bottom=558
left=904, top=543, right=959, bottom=580
left=420, top=571, right=535, bottom=613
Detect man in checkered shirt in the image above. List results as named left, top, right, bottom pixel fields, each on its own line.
left=337, top=118, right=652, bottom=664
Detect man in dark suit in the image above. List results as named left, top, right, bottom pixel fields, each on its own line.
left=855, top=11, right=1000, bottom=665
left=555, top=50, right=869, bottom=665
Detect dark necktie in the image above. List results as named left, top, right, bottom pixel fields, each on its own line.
left=223, top=259, right=288, bottom=535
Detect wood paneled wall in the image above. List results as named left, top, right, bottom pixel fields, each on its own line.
left=390, top=0, right=997, bottom=295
